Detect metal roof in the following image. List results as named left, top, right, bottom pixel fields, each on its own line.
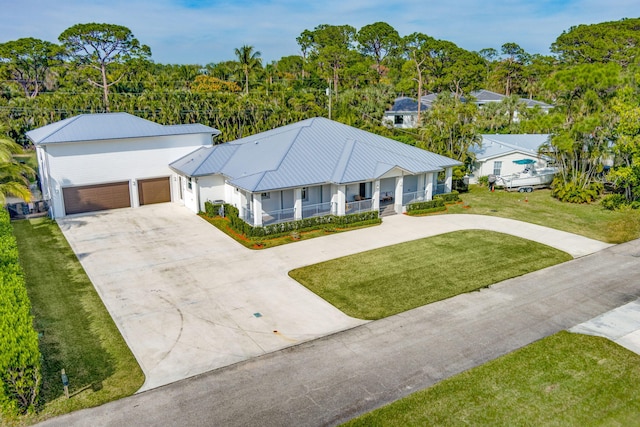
left=170, top=117, right=462, bottom=193
left=471, top=134, right=551, bottom=161
left=26, top=112, right=220, bottom=144
left=386, top=96, right=430, bottom=113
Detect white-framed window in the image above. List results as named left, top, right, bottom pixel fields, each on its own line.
left=394, top=115, right=404, bottom=125
left=187, top=177, right=193, bottom=190
left=261, top=192, right=270, bottom=199
left=493, top=161, right=502, bottom=176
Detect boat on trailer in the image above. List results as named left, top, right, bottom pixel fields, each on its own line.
left=497, top=159, right=557, bottom=192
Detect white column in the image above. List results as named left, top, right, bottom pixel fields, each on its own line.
left=394, top=176, right=404, bottom=214
left=425, top=173, right=434, bottom=201
left=253, top=193, right=263, bottom=227
left=373, top=180, right=380, bottom=211
left=445, top=168, right=453, bottom=193
left=294, top=188, right=303, bottom=220
left=337, top=185, right=346, bottom=215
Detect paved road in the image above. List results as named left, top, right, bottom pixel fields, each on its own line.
left=39, top=238, right=640, bottom=427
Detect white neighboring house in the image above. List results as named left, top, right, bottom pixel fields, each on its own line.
left=170, top=117, right=462, bottom=226
left=26, top=113, right=220, bottom=218
left=468, top=134, right=552, bottom=184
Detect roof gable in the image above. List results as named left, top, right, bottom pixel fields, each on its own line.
left=472, top=134, right=551, bottom=161
left=26, top=112, right=220, bottom=144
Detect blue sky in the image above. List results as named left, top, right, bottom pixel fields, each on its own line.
left=2, top=0, right=638, bottom=64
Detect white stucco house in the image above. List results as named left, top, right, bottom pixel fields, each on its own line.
left=26, top=113, right=220, bottom=218
left=468, top=134, right=553, bottom=184
left=169, top=117, right=461, bottom=226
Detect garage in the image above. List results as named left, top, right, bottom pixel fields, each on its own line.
left=63, top=181, right=131, bottom=215
left=138, top=177, right=171, bottom=205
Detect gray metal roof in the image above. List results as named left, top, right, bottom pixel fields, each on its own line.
left=26, top=112, right=220, bottom=144
left=386, top=96, right=430, bottom=113
left=471, top=134, right=551, bottom=161
left=170, top=117, right=462, bottom=193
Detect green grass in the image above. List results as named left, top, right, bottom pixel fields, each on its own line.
left=344, top=331, right=640, bottom=426
left=10, top=218, right=144, bottom=426
left=289, top=230, right=572, bottom=320
left=447, top=185, right=640, bottom=243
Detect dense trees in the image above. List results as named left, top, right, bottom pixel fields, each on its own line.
left=1, top=18, right=639, bottom=205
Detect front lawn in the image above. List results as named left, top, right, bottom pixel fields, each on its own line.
left=11, top=218, right=144, bottom=426
left=344, top=331, right=640, bottom=426
left=289, top=230, right=571, bottom=320
left=447, top=185, right=640, bottom=243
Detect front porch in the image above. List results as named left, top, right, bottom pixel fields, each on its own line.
left=236, top=169, right=454, bottom=226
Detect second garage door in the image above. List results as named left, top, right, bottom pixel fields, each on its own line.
left=138, top=177, right=171, bottom=206
left=63, top=181, right=131, bottom=215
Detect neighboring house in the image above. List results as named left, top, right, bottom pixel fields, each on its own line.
left=170, top=117, right=461, bottom=226
left=382, top=96, right=432, bottom=129
left=27, top=113, right=220, bottom=218
left=468, top=134, right=552, bottom=184
left=383, top=89, right=553, bottom=129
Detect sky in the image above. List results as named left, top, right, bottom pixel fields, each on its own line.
left=2, top=0, right=639, bottom=65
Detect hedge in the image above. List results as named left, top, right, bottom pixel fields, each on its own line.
left=406, top=198, right=445, bottom=214
left=204, top=201, right=381, bottom=238
left=434, top=190, right=460, bottom=204
left=0, top=209, right=41, bottom=416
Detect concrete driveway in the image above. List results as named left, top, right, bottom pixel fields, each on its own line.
left=58, top=204, right=612, bottom=391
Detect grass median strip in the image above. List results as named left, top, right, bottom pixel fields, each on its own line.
left=11, top=218, right=144, bottom=425
left=344, top=331, right=640, bottom=426
left=289, top=230, right=572, bottom=320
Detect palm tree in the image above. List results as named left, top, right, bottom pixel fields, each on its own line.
left=0, top=128, right=34, bottom=205
left=234, top=45, right=262, bottom=94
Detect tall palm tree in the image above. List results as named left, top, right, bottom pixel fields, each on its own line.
left=0, top=128, right=34, bottom=205
left=234, top=45, right=262, bottom=95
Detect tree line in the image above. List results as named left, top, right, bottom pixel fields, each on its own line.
left=1, top=18, right=640, bottom=205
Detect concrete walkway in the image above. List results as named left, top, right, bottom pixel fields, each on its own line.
left=38, top=238, right=640, bottom=427
left=56, top=205, right=612, bottom=392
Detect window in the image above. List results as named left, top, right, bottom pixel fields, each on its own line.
left=394, top=115, right=404, bottom=125
left=493, top=161, right=502, bottom=176
left=187, top=177, right=193, bottom=190
left=261, top=192, right=270, bottom=199
left=301, top=187, right=308, bottom=201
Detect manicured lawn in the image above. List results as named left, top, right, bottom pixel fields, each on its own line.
left=11, top=218, right=144, bottom=425
left=289, top=230, right=572, bottom=320
left=344, top=331, right=640, bottom=426
left=447, top=185, right=640, bottom=243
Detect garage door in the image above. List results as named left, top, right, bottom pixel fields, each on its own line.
left=63, top=182, right=131, bottom=215
left=138, top=177, right=171, bottom=206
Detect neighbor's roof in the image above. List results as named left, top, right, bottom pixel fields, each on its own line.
left=26, top=112, right=220, bottom=144
left=170, top=117, right=461, bottom=193
left=471, top=134, right=551, bottom=161
left=385, top=96, right=430, bottom=113
left=470, top=89, right=554, bottom=109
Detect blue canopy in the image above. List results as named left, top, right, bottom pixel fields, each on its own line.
left=513, top=159, right=536, bottom=165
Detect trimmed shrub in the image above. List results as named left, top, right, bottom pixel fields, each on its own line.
left=601, top=194, right=627, bottom=211
left=434, top=191, right=460, bottom=204
left=406, top=198, right=445, bottom=213
left=0, top=209, right=41, bottom=416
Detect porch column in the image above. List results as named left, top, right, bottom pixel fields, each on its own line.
left=336, top=185, right=346, bottom=215
left=445, top=167, right=453, bottom=193
left=394, top=176, right=404, bottom=214
left=294, top=188, right=303, bottom=220
left=252, top=193, right=263, bottom=227
left=373, top=180, right=380, bottom=211
left=425, top=173, right=434, bottom=201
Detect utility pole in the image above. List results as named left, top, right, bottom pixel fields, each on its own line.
left=326, top=80, right=332, bottom=120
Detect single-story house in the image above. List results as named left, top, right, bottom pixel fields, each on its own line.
left=27, top=113, right=220, bottom=218
left=383, top=90, right=554, bottom=129
left=468, top=134, right=552, bottom=183
left=170, top=117, right=461, bottom=226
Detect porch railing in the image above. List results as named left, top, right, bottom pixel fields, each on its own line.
left=345, top=198, right=374, bottom=215
left=302, top=201, right=333, bottom=218
left=402, top=191, right=428, bottom=205
left=262, top=207, right=295, bottom=225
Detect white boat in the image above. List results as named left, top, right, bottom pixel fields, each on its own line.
left=497, top=162, right=557, bottom=192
